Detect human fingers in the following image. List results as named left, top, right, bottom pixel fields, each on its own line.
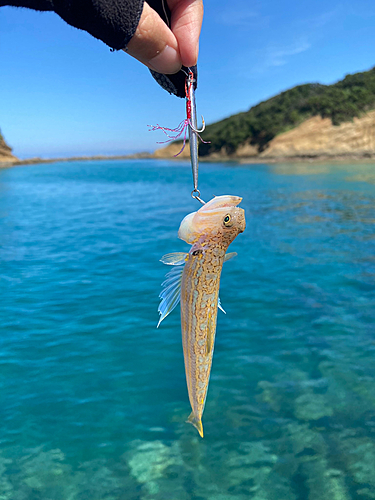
left=168, top=0, right=203, bottom=68
left=125, top=2, right=182, bottom=74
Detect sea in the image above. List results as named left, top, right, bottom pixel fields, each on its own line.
left=0, top=159, right=375, bottom=500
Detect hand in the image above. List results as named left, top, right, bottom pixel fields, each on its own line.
left=125, top=0, right=203, bottom=74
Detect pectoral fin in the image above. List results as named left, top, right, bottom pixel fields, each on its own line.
left=224, top=252, right=237, bottom=262
left=160, top=252, right=188, bottom=265
left=157, top=253, right=188, bottom=327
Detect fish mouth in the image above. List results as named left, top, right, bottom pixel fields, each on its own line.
left=237, top=207, right=246, bottom=233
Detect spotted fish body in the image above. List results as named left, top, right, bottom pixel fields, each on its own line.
left=180, top=237, right=230, bottom=437
left=158, top=195, right=246, bottom=437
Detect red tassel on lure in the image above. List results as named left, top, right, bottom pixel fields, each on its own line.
left=148, top=71, right=209, bottom=157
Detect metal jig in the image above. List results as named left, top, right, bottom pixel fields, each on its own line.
left=148, top=69, right=209, bottom=204
left=185, top=71, right=206, bottom=204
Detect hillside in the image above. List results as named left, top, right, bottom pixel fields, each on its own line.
left=198, top=66, right=375, bottom=158
left=3, top=66, right=375, bottom=165
left=0, top=131, right=18, bottom=164
left=258, top=111, right=375, bottom=159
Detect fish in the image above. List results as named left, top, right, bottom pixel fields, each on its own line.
left=157, top=195, right=246, bottom=437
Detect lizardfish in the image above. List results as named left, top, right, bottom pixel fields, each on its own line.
left=157, top=195, right=246, bottom=437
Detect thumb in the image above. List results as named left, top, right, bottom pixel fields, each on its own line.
left=125, top=2, right=182, bottom=75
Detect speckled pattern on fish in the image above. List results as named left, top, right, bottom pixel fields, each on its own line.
left=158, top=195, right=246, bottom=437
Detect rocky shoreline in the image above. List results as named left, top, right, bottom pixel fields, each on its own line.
left=0, top=152, right=153, bottom=168
left=2, top=151, right=375, bottom=170
left=2, top=110, right=375, bottom=168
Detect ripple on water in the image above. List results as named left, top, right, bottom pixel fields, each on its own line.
left=0, top=160, right=375, bottom=499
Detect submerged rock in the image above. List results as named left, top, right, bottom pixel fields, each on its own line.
left=298, top=459, right=350, bottom=500
left=126, top=440, right=189, bottom=500
left=340, top=437, right=375, bottom=490
left=294, top=393, right=334, bottom=421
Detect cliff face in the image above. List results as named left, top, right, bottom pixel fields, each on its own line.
left=260, top=110, right=375, bottom=159
left=152, top=141, right=191, bottom=159
left=199, top=67, right=375, bottom=157
left=154, top=110, right=375, bottom=161
left=0, top=134, right=18, bottom=164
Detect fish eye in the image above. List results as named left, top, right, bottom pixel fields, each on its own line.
left=192, top=249, right=203, bottom=256
left=223, top=214, right=232, bottom=227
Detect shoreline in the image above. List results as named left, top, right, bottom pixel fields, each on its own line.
left=0, top=152, right=153, bottom=168
left=1, top=151, right=375, bottom=169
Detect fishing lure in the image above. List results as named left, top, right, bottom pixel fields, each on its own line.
left=158, top=196, right=246, bottom=437
left=149, top=70, right=208, bottom=202
left=153, top=70, right=245, bottom=436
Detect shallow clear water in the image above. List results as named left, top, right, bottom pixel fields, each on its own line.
left=1, top=159, right=375, bottom=500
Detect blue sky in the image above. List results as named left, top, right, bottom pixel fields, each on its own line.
left=1, top=0, right=375, bottom=158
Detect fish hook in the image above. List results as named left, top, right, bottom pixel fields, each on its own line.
left=148, top=68, right=209, bottom=205
left=189, top=116, right=206, bottom=133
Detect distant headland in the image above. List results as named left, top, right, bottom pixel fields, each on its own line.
left=2, top=66, right=375, bottom=167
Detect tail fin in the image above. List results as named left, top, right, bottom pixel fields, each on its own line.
left=187, top=412, right=204, bottom=438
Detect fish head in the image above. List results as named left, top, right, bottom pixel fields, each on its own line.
left=178, top=195, right=246, bottom=244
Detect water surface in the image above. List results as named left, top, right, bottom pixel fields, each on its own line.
left=1, top=160, right=375, bottom=500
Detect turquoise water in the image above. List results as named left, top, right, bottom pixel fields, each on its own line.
left=1, top=159, right=375, bottom=500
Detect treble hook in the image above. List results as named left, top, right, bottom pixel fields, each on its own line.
left=148, top=68, right=209, bottom=204
left=190, top=116, right=206, bottom=134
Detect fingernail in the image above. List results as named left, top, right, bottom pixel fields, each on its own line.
left=148, top=45, right=182, bottom=74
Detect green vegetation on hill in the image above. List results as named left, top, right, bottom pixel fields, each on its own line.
left=199, top=66, right=375, bottom=156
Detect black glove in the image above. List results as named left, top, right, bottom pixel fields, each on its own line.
left=0, top=0, right=197, bottom=97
